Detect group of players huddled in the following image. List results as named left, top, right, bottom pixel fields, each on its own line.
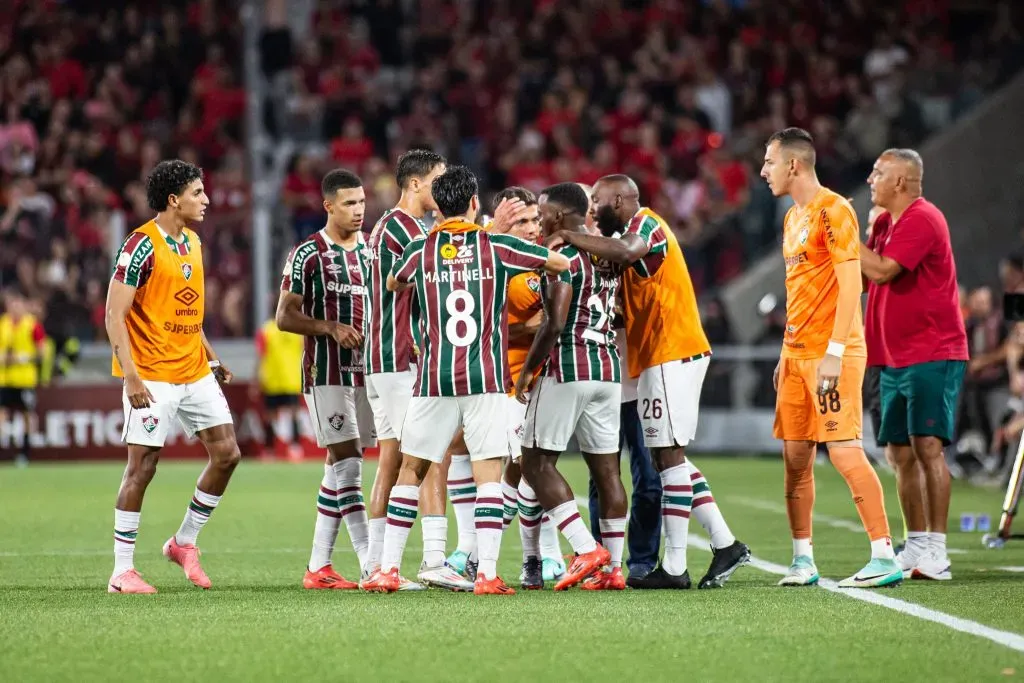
left=106, top=127, right=905, bottom=595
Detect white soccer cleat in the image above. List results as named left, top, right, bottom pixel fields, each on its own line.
left=837, top=558, right=903, bottom=588
left=397, top=574, right=427, bottom=591
left=896, top=543, right=927, bottom=579
left=910, top=552, right=952, bottom=581
left=777, top=555, right=820, bottom=586
left=417, top=562, right=474, bottom=592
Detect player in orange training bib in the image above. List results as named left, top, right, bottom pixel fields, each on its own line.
left=760, top=128, right=900, bottom=589
left=105, top=160, right=241, bottom=595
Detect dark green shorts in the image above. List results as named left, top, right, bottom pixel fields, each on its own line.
left=878, top=360, right=966, bottom=446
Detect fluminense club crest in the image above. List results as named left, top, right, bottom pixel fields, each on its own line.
left=141, top=415, right=159, bottom=433
left=328, top=413, right=345, bottom=431
left=181, top=263, right=193, bottom=280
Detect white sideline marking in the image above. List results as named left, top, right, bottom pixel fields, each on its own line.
left=997, top=566, right=1024, bottom=573
left=728, top=496, right=967, bottom=555
left=685, top=534, right=1024, bottom=654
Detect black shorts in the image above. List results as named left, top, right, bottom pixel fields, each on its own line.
left=863, top=366, right=883, bottom=447
left=0, top=387, right=36, bottom=411
left=264, top=393, right=300, bottom=410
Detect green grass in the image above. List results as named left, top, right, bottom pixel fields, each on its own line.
left=2, top=456, right=1023, bottom=682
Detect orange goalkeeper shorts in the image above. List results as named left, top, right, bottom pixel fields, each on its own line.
left=773, top=355, right=865, bottom=443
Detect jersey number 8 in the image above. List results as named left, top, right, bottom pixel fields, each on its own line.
left=445, top=290, right=478, bottom=347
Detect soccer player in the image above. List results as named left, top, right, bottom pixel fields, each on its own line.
left=362, top=149, right=469, bottom=591
left=105, top=160, right=240, bottom=594
left=548, top=174, right=750, bottom=589
left=516, top=182, right=627, bottom=591
left=276, top=169, right=378, bottom=589
left=252, top=315, right=304, bottom=460
left=361, top=166, right=569, bottom=594
left=759, top=127, right=901, bottom=588
left=860, top=149, right=968, bottom=581
left=0, top=289, right=47, bottom=467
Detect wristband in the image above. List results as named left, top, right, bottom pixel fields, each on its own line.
left=209, top=360, right=222, bottom=370
left=826, top=341, right=845, bottom=358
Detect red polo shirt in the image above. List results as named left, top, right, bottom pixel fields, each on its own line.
left=865, top=197, right=968, bottom=368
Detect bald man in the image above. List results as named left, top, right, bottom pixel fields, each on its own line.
left=860, top=149, right=969, bottom=581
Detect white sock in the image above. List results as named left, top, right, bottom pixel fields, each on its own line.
left=113, top=509, right=140, bottom=576
left=381, top=485, right=418, bottom=572
left=366, top=517, right=386, bottom=573
left=928, top=532, right=947, bottom=555
left=688, top=463, right=736, bottom=549
left=871, top=536, right=895, bottom=560
left=517, top=478, right=543, bottom=560
left=333, top=458, right=368, bottom=568
left=446, top=455, right=477, bottom=554
left=548, top=500, right=596, bottom=555
left=793, top=538, right=813, bottom=560
left=475, top=481, right=505, bottom=579
left=906, top=530, right=929, bottom=554
left=599, top=517, right=627, bottom=568
left=175, top=487, right=221, bottom=546
left=540, top=514, right=562, bottom=561
left=421, top=515, right=448, bottom=568
left=309, top=464, right=342, bottom=571
left=660, top=462, right=691, bottom=576
left=501, top=477, right=519, bottom=530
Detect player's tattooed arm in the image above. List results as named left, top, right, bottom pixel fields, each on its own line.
left=515, top=280, right=571, bottom=403
left=548, top=231, right=648, bottom=266
left=275, top=291, right=362, bottom=348
left=105, top=280, right=155, bottom=408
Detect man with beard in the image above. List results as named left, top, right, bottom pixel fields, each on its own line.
left=546, top=174, right=750, bottom=589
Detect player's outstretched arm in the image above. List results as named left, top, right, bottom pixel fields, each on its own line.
left=276, top=291, right=362, bottom=349
left=105, top=279, right=154, bottom=408
left=550, top=231, right=648, bottom=267
left=515, top=279, right=571, bottom=403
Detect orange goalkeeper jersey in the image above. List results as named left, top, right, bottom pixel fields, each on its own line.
left=781, top=187, right=866, bottom=360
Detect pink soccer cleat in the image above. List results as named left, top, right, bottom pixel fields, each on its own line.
left=108, top=568, right=157, bottom=594
left=163, top=536, right=212, bottom=589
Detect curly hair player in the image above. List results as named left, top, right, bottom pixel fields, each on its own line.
left=105, top=160, right=241, bottom=594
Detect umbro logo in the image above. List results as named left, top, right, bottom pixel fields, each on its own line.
left=174, top=287, right=199, bottom=306
left=825, top=420, right=838, bottom=432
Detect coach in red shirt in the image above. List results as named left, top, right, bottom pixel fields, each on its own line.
left=860, top=148, right=968, bottom=582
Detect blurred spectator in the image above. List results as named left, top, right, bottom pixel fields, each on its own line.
left=957, top=287, right=1006, bottom=453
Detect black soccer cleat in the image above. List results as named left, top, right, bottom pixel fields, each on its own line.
left=698, top=540, right=751, bottom=589
left=626, top=565, right=691, bottom=590
left=465, top=557, right=479, bottom=583
left=521, top=556, right=544, bottom=590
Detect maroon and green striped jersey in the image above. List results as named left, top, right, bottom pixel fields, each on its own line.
left=623, top=208, right=669, bottom=278
left=541, top=245, right=622, bottom=383
left=281, top=229, right=367, bottom=391
left=392, top=222, right=551, bottom=397
left=364, top=208, right=426, bottom=374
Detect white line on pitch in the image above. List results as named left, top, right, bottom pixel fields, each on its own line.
left=997, top=566, right=1024, bottom=573
left=685, top=534, right=1024, bottom=654
left=727, top=496, right=967, bottom=555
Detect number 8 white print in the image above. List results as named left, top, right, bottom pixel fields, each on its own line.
left=445, top=290, right=478, bottom=347
left=583, top=292, right=611, bottom=343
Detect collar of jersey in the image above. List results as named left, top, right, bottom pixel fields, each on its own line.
left=154, top=221, right=190, bottom=250
left=431, top=218, right=480, bottom=234
left=320, top=228, right=362, bottom=252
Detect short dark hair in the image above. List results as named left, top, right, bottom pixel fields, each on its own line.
left=767, top=127, right=816, bottom=166
left=539, top=182, right=589, bottom=216
left=395, top=148, right=446, bottom=189
left=493, top=186, right=536, bottom=212
left=321, top=168, right=362, bottom=197
left=431, top=165, right=478, bottom=218
left=146, top=160, right=203, bottom=212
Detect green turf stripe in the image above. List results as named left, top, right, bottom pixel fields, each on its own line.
left=317, top=495, right=339, bottom=509
left=663, top=495, right=692, bottom=507
left=387, top=505, right=416, bottom=519
left=475, top=507, right=503, bottom=519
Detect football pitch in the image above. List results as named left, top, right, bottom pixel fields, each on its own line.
left=2, top=456, right=1023, bottom=682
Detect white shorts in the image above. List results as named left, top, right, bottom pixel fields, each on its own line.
left=506, top=394, right=527, bottom=460
left=364, top=369, right=416, bottom=441
left=304, top=385, right=377, bottom=448
left=402, top=393, right=509, bottom=463
left=637, top=355, right=710, bottom=448
left=522, top=377, right=621, bottom=453
left=121, top=373, right=233, bottom=448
